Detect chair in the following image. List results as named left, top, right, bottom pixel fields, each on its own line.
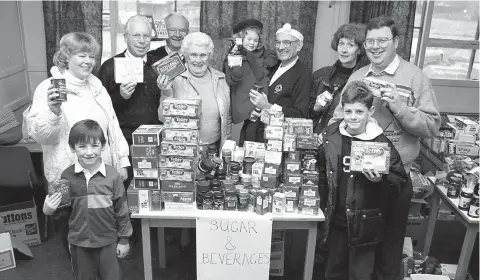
left=0, top=146, right=47, bottom=240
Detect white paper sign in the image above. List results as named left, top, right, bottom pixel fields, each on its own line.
left=196, top=211, right=273, bottom=280
left=114, top=57, right=143, bottom=83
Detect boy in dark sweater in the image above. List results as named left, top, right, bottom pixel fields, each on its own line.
left=43, top=120, right=132, bottom=280
left=317, top=81, right=409, bottom=280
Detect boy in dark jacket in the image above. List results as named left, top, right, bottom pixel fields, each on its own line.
left=318, top=81, right=410, bottom=280
left=43, top=120, right=132, bottom=280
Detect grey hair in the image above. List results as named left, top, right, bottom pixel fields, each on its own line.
left=164, top=12, right=189, bottom=30
left=125, top=15, right=152, bottom=34
left=180, top=32, right=214, bottom=55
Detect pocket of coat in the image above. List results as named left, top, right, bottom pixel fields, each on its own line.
left=351, top=208, right=385, bottom=247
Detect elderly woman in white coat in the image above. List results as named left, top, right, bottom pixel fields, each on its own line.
left=157, top=32, right=232, bottom=151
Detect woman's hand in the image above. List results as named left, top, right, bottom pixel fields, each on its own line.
left=249, top=89, right=272, bottom=111
left=47, top=84, right=63, bottom=116
left=156, top=74, right=172, bottom=90
left=116, top=242, right=130, bottom=259
left=43, top=192, right=62, bottom=215
left=119, top=167, right=128, bottom=181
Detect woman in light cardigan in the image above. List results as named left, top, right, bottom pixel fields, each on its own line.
left=27, top=32, right=130, bottom=184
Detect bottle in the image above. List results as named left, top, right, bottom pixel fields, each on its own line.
left=196, top=180, right=211, bottom=209
left=447, top=176, right=461, bottom=198
left=216, top=167, right=226, bottom=180
left=222, top=149, right=232, bottom=176
left=230, top=162, right=241, bottom=183
left=467, top=194, right=479, bottom=218
left=198, top=158, right=213, bottom=175
left=210, top=179, right=222, bottom=193
left=237, top=188, right=249, bottom=211
left=249, top=83, right=263, bottom=122
left=202, top=192, right=214, bottom=210
left=213, top=192, right=225, bottom=210
left=458, top=187, right=473, bottom=211
left=225, top=189, right=237, bottom=211
left=207, top=144, right=218, bottom=159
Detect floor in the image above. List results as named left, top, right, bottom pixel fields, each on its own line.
left=1, top=219, right=477, bottom=280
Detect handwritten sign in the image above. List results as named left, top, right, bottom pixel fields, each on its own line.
left=114, top=57, right=143, bottom=83
left=196, top=212, right=273, bottom=280
left=154, top=19, right=168, bottom=39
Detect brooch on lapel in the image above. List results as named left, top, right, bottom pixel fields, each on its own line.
left=274, top=84, right=283, bottom=94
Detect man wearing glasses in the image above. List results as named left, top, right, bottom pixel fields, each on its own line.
left=329, top=16, right=440, bottom=280
left=98, top=15, right=163, bottom=190
left=249, top=23, right=312, bottom=141
left=149, top=13, right=189, bottom=59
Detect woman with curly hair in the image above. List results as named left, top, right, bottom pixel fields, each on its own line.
left=310, top=23, right=368, bottom=133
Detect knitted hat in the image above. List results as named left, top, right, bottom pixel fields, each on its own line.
left=233, top=19, right=263, bottom=34
left=276, top=23, right=303, bottom=41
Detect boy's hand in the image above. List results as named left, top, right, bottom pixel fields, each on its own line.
left=116, top=242, right=130, bottom=259
left=363, top=169, right=382, bottom=183
left=43, top=193, right=62, bottom=215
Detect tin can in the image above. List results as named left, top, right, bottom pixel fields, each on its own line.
left=51, top=78, right=67, bottom=102
left=458, top=187, right=473, bottom=211
left=468, top=194, right=479, bottom=218
left=243, top=157, right=255, bottom=175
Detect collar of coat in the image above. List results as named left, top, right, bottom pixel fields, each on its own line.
left=179, top=66, right=226, bottom=82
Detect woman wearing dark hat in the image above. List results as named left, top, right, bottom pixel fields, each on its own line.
left=309, top=23, right=368, bottom=134
left=223, top=19, right=278, bottom=145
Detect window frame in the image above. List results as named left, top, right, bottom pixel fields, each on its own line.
left=414, top=1, right=479, bottom=83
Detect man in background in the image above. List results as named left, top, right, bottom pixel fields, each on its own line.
left=149, top=13, right=189, bottom=58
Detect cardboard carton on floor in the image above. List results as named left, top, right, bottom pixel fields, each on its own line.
left=0, top=232, right=15, bottom=272
left=410, top=275, right=450, bottom=280
left=0, top=199, right=41, bottom=247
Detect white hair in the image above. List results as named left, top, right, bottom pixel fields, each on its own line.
left=125, top=15, right=152, bottom=34
left=164, top=12, right=189, bottom=30
left=180, top=32, right=214, bottom=55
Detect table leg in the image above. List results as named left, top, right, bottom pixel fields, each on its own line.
left=303, top=224, right=318, bottom=280
left=454, top=225, right=478, bottom=280
left=157, top=227, right=166, bottom=269
left=423, top=190, right=440, bottom=256
left=141, top=219, right=153, bottom=280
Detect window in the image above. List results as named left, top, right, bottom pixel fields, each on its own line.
left=101, top=0, right=200, bottom=64
left=412, top=1, right=479, bottom=81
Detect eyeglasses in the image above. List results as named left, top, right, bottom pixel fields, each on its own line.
left=167, top=28, right=188, bottom=36
left=364, top=37, right=393, bottom=49
left=188, top=53, right=209, bottom=60
left=274, top=40, right=299, bottom=48
left=127, top=33, right=152, bottom=41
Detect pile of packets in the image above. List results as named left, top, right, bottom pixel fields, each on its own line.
left=127, top=99, right=323, bottom=216
left=423, top=115, right=479, bottom=157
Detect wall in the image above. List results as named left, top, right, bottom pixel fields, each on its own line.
left=0, top=1, right=30, bottom=111
left=312, top=0, right=350, bottom=72
left=432, top=80, right=479, bottom=114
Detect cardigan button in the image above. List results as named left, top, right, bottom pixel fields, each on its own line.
left=346, top=208, right=350, bottom=212
left=350, top=174, right=353, bottom=178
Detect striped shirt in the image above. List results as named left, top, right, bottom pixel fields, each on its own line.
left=61, top=163, right=132, bottom=248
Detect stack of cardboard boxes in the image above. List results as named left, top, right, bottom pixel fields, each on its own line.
left=160, top=98, right=201, bottom=211
left=130, top=125, right=163, bottom=213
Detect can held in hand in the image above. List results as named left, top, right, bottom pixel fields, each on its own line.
left=51, top=78, right=67, bottom=102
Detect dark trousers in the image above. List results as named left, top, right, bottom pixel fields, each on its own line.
left=70, top=242, right=120, bottom=280
left=325, top=225, right=375, bottom=280
left=374, top=184, right=413, bottom=280
left=239, top=119, right=265, bottom=146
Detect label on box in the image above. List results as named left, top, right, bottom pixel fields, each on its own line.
left=265, top=151, right=282, bottom=165
left=252, top=162, right=264, bottom=178
left=161, top=142, right=198, bottom=157
left=301, top=185, right=319, bottom=197
left=164, top=116, right=200, bottom=129
left=162, top=129, right=199, bottom=143
left=261, top=174, right=277, bottom=188
left=296, top=135, right=320, bottom=150
left=132, top=125, right=164, bottom=145
left=132, top=157, right=159, bottom=169
left=159, top=168, right=194, bottom=182
left=244, top=141, right=266, bottom=161
left=152, top=52, right=187, bottom=82
left=161, top=180, right=195, bottom=192
left=162, top=191, right=195, bottom=204
left=285, top=161, right=301, bottom=174
left=303, top=172, right=320, bottom=186
left=286, top=174, right=303, bottom=187
left=138, top=190, right=151, bottom=213
left=164, top=202, right=196, bottom=211
left=162, top=98, right=201, bottom=118
left=265, top=125, right=284, bottom=140
left=127, top=189, right=139, bottom=213
left=283, top=134, right=296, bottom=151
left=131, top=145, right=160, bottom=157
left=264, top=163, right=280, bottom=176
left=266, top=139, right=283, bottom=152
left=301, top=151, right=318, bottom=172
left=133, top=168, right=159, bottom=178
left=362, top=76, right=393, bottom=98
left=350, top=141, right=390, bottom=174
left=0, top=200, right=41, bottom=247
left=285, top=118, right=313, bottom=136
left=134, top=178, right=160, bottom=190
left=159, top=155, right=195, bottom=170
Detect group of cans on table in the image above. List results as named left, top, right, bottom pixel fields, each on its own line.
left=441, top=170, right=479, bottom=218
left=127, top=97, right=324, bottom=216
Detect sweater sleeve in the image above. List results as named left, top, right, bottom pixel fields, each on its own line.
left=309, top=68, right=330, bottom=119
left=98, top=60, right=130, bottom=111
left=224, top=58, right=244, bottom=86
left=317, top=145, right=329, bottom=211
left=392, top=75, right=441, bottom=138
left=280, top=70, right=312, bottom=118
left=26, top=80, right=64, bottom=145
left=113, top=174, right=133, bottom=241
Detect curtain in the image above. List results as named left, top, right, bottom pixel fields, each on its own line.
left=43, top=1, right=103, bottom=76
left=200, top=1, right=319, bottom=72
left=349, top=1, right=416, bottom=61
